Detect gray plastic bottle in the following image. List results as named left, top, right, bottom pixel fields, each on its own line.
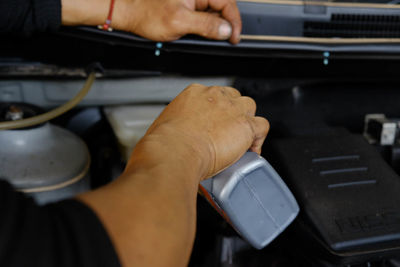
left=200, top=152, right=299, bottom=249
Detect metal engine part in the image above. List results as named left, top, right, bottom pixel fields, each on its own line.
left=0, top=104, right=91, bottom=204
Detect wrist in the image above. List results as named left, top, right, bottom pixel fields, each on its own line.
left=124, top=125, right=212, bottom=188
left=61, top=0, right=131, bottom=30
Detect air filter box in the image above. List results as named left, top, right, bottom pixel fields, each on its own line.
left=270, top=134, right=400, bottom=264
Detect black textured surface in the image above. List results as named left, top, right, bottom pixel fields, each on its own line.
left=270, top=134, right=400, bottom=263
left=0, top=0, right=61, bottom=36
left=304, top=14, right=400, bottom=38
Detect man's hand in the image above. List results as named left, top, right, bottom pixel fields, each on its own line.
left=78, top=84, right=268, bottom=266
left=127, top=84, right=269, bottom=180
left=62, top=0, right=242, bottom=43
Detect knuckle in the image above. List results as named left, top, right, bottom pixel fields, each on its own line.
left=208, top=86, right=233, bottom=100
left=238, top=114, right=251, bottom=127
left=189, top=83, right=204, bottom=87
left=243, top=96, right=256, bottom=110
left=265, top=119, right=270, bottom=131
left=185, top=83, right=205, bottom=93
left=225, top=86, right=241, bottom=96
left=259, top=117, right=270, bottom=133
left=207, top=85, right=223, bottom=94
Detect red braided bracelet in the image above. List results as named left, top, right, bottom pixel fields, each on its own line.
left=98, top=0, right=116, bottom=31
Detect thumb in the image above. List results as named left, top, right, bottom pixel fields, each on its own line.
left=182, top=11, right=232, bottom=40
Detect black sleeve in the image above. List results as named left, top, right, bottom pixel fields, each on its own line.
left=0, top=180, right=121, bottom=267
left=0, top=0, right=61, bottom=36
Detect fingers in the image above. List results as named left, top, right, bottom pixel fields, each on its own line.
left=229, top=92, right=268, bottom=153
left=206, top=86, right=256, bottom=117
left=192, top=84, right=267, bottom=154
left=235, top=96, right=256, bottom=116
left=182, top=10, right=233, bottom=40
left=219, top=86, right=241, bottom=98
left=206, top=0, right=242, bottom=43
left=235, top=96, right=268, bottom=154
left=249, top=116, right=270, bottom=154
left=205, top=86, right=255, bottom=116
left=204, top=85, right=241, bottom=98
left=218, top=1, right=242, bottom=43
left=184, top=0, right=242, bottom=43
left=195, top=0, right=209, bottom=10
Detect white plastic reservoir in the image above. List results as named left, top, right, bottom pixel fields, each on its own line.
left=104, top=105, right=166, bottom=161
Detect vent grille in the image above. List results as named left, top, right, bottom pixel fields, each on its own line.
left=304, top=14, right=400, bottom=38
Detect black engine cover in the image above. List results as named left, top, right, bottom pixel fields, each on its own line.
left=270, top=134, right=400, bottom=264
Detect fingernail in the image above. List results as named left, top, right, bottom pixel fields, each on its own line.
left=218, top=22, right=232, bottom=40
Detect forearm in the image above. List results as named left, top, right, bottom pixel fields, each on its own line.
left=77, top=135, right=204, bottom=267
left=61, top=0, right=129, bottom=29
left=61, top=0, right=241, bottom=43
left=77, top=83, right=269, bottom=266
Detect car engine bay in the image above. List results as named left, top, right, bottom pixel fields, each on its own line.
left=3, top=10, right=400, bottom=265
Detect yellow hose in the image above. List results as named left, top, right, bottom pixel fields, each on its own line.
left=0, top=72, right=96, bottom=130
